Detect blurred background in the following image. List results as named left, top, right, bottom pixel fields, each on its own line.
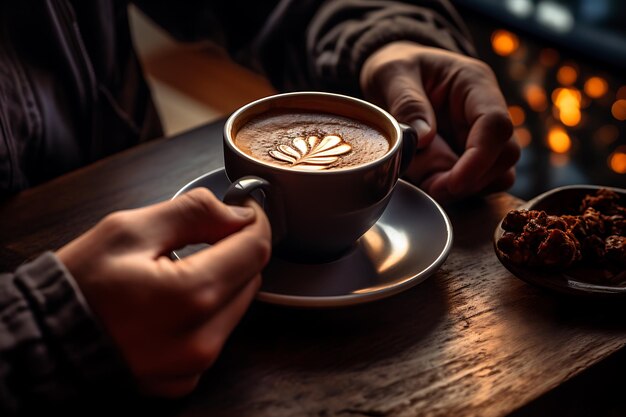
left=454, top=0, right=626, bottom=199
left=129, top=0, right=626, bottom=201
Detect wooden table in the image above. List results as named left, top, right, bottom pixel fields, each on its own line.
left=2, top=120, right=625, bottom=417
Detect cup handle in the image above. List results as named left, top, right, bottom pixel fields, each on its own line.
left=223, top=175, right=286, bottom=244
left=223, top=175, right=271, bottom=206
left=399, top=123, right=418, bottom=176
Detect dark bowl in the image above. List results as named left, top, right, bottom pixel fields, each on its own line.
left=493, top=185, right=626, bottom=297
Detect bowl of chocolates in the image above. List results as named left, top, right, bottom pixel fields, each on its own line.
left=494, top=186, right=626, bottom=296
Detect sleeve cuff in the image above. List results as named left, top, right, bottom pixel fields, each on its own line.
left=13, top=252, right=136, bottom=405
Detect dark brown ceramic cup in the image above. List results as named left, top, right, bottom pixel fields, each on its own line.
left=223, top=92, right=416, bottom=261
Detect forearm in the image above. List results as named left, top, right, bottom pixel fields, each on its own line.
left=242, top=0, right=477, bottom=94
left=304, top=0, right=477, bottom=94
left=0, top=253, right=134, bottom=415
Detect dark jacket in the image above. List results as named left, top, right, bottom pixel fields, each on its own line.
left=0, top=0, right=473, bottom=414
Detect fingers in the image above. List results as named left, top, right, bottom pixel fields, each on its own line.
left=120, top=187, right=258, bottom=255
left=404, top=134, right=456, bottom=186
left=136, top=276, right=261, bottom=398
left=381, top=73, right=437, bottom=149
left=470, top=140, right=520, bottom=193
left=405, top=135, right=458, bottom=202
left=447, top=68, right=514, bottom=196
left=175, top=201, right=271, bottom=311
left=405, top=135, right=518, bottom=203
left=191, top=274, right=261, bottom=364
left=360, top=43, right=437, bottom=148
left=360, top=42, right=517, bottom=201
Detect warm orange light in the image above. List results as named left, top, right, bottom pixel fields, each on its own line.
left=547, top=126, right=571, bottom=153
left=559, top=107, right=581, bottom=126
left=491, top=30, right=519, bottom=56
left=552, top=88, right=582, bottom=127
left=611, top=99, right=626, bottom=121
left=584, top=77, right=608, bottom=98
left=552, top=88, right=581, bottom=108
left=524, top=85, right=548, bottom=112
left=508, top=105, right=526, bottom=126
left=609, top=147, right=626, bottom=174
left=556, top=65, right=577, bottom=86
left=514, top=127, right=532, bottom=148
left=539, top=48, right=559, bottom=67
left=617, top=86, right=626, bottom=100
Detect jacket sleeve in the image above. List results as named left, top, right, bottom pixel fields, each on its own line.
left=0, top=252, right=135, bottom=415
left=133, top=0, right=475, bottom=95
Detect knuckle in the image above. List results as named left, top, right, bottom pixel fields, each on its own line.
left=179, top=187, right=221, bottom=216
left=368, top=56, right=412, bottom=85
left=99, top=211, right=137, bottom=240
left=484, top=111, right=514, bottom=140
left=503, top=139, right=522, bottom=164
left=247, top=235, right=272, bottom=267
left=389, top=91, right=431, bottom=121
left=190, top=287, right=220, bottom=313
left=470, top=58, right=497, bottom=77
left=186, top=337, right=221, bottom=370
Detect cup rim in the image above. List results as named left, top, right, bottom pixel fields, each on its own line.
left=223, top=91, right=403, bottom=175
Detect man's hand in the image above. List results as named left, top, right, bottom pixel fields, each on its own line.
left=361, top=41, right=520, bottom=202
left=57, top=188, right=271, bottom=398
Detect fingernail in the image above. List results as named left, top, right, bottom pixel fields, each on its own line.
left=228, top=205, right=254, bottom=219
left=412, top=119, right=431, bottom=147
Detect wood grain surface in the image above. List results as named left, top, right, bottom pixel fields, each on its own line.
left=1, top=120, right=625, bottom=417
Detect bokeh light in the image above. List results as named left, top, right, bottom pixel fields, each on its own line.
left=547, top=126, right=572, bottom=153
left=608, top=146, right=626, bottom=174
left=556, top=65, right=578, bottom=86
left=559, top=107, right=581, bottom=126
left=524, top=84, right=548, bottom=112
left=611, top=99, right=626, bottom=121
left=508, top=105, right=526, bottom=126
left=552, top=88, right=582, bottom=127
left=514, top=127, right=532, bottom=148
left=552, top=88, right=581, bottom=107
left=617, top=86, right=626, bottom=100
left=584, top=77, right=608, bottom=99
left=491, top=30, right=520, bottom=56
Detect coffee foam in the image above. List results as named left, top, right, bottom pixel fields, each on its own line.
left=234, top=111, right=390, bottom=170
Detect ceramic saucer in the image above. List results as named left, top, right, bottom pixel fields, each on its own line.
left=173, top=168, right=453, bottom=308
left=494, top=185, right=626, bottom=297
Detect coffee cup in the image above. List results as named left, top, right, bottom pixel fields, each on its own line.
left=223, top=91, right=416, bottom=261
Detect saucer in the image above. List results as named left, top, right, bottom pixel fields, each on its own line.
left=494, top=185, right=626, bottom=297
left=173, top=168, right=453, bottom=308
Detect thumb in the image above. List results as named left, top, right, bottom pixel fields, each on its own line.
left=132, top=187, right=258, bottom=254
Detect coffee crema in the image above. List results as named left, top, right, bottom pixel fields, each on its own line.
left=234, top=111, right=390, bottom=170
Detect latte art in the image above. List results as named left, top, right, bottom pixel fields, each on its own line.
left=269, top=135, right=352, bottom=170
left=234, top=111, right=389, bottom=170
